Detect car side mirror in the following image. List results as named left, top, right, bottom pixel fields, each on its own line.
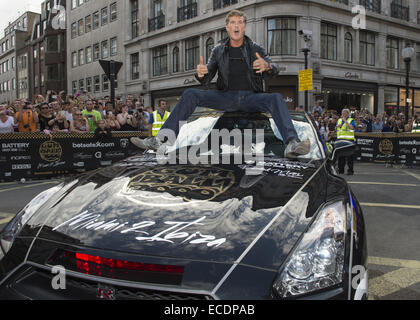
left=328, top=140, right=358, bottom=163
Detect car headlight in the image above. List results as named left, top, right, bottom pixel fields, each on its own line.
left=273, top=201, right=349, bottom=298
left=0, top=184, right=63, bottom=260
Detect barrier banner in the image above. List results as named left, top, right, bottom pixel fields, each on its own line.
left=0, top=132, right=146, bottom=181
left=355, top=133, right=420, bottom=166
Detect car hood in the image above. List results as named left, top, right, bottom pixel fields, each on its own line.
left=27, top=155, right=329, bottom=270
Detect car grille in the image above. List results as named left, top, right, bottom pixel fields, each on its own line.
left=4, top=265, right=213, bottom=300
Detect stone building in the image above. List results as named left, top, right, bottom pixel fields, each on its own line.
left=123, top=0, right=420, bottom=116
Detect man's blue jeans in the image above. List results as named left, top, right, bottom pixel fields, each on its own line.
left=159, top=89, right=299, bottom=144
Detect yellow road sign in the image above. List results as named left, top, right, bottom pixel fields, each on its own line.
left=299, top=69, right=313, bottom=92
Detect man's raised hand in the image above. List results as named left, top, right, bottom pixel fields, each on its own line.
left=197, top=56, right=208, bottom=79
left=253, top=52, right=269, bottom=74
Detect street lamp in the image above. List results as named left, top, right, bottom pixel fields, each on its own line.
left=402, top=46, right=415, bottom=120
left=299, top=30, right=312, bottom=112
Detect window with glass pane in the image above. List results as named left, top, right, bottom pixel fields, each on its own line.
left=86, top=77, right=92, bottom=92
left=344, top=32, right=353, bottom=63
left=110, top=37, right=117, bottom=56
left=101, top=40, right=108, bottom=58
left=110, top=2, right=117, bottom=22
left=153, top=45, right=168, bottom=76
left=46, top=36, right=59, bottom=52
left=173, top=47, right=179, bottom=73
left=78, top=19, right=84, bottom=36
left=416, top=45, right=420, bottom=72
left=387, top=37, right=399, bottom=69
left=206, top=38, right=214, bottom=63
left=94, top=75, right=100, bottom=92
left=185, top=37, right=199, bottom=71
left=78, top=49, right=85, bottom=65
left=93, top=43, right=99, bottom=61
left=360, top=31, right=375, bottom=65
left=101, top=7, right=108, bottom=25
left=86, top=46, right=92, bottom=63
left=267, top=18, right=297, bottom=55
left=93, top=11, right=99, bottom=29
left=321, top=22, right=337, bottom=60
left=72, top=81, right=77, bottom=93
left=131, top=53, right=139, bottom=80
left=221, top=29, right=229, bottom=42
left=46, top=65, right=59, bottom=81
left=72, top=52, right=77, bottom=67
left=102, top=74, right=109, bottom=91
left=71, top=23, right=77, bottom=38
left=131, top=0, right=139, bottom=38
left=85, top=15, right=92, bottom=33
left=79, top=79, right=84, bottom=91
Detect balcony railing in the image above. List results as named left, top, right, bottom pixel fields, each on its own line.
left=359, top=0, right=381, bottom=14
left=391, top=2, right=409, bottom=21
left=148, top=13, right=165, bottom=32
left=177, top=2, right=197, bottom=23
left=213, top=0, right=238, bottom=10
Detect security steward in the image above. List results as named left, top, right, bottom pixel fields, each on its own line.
left=336, top=108, right=356, bottom=175
left=150, top=99, right=170, bottom=137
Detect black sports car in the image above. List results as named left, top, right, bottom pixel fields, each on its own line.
left=0, top=111, right=368, bottom=300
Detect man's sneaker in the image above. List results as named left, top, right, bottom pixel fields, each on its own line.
left=130, top=137, right=162, bottom=151
left=284, top=138, right=311, bottom=159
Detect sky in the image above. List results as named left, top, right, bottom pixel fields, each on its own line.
left=0, top=0, right=42, bottom=38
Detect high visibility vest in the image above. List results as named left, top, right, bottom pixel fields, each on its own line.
left=336, top=117, right=355, bottom=141
left=152, top=110, right=170, bottom=136
left=412, top=121, right=420, bottom=133
left=17, top=110, right=37, bottom=132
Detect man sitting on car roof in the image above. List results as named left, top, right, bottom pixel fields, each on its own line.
left=131, top=9, right=310, bottom=159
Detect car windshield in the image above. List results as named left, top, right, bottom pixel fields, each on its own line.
left=163, top=110, right=324, bottom=161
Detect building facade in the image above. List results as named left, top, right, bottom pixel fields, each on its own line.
left=0, top=12, right=39, bottom=103
left=121, top=0, right=420, bottom=116
left=29, top=0, right=68, bottom=99
left=66, top=0, right=125, bottom=99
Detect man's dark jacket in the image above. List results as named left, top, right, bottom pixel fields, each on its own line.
left=194, top=36, right=280, bottom=93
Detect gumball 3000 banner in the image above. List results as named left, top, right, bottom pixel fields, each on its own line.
left=355, top=133, right=420, bottom=166
left=0, top=132, right=146, bottom=180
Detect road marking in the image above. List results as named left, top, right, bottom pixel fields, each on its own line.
left=369, top=256, right=420, bottom=269
left=368, top=256, right=420, bottom=299
left=348, top=181, right=418, bottom=187
left=360, top=202, right=420, bottom=209
left=369, top=268, right=420, bottom=299
left=402, top=170, right=420, bottom=181
left=0, top=215, right=13, bottom=225
left=0, top=181, right=60, bottom=194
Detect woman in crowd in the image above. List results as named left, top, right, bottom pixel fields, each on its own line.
left=38, top=102, right=56, bottom=131
left=70, top=109, right=90, bottom=133
left=0, top=108, right=15, bottom=133
left=105, top=110, right=121, bottom=131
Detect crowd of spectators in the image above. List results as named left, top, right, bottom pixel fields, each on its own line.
left=308, top=103, right=419, bottom=141
left=0, top=90, right=154, bottom=137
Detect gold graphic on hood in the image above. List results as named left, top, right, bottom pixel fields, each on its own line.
left=128, top=166, right=235, bottom=201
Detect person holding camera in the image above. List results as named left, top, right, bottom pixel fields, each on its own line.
left=81, top=99, right=102, bottom=132
left=70, top=109, right=90, bottom=133
left=38, top=102, right=56, bottom=131
left=117, top=105, right=136, bottom=131
left=15, top=101, right=39, bottom=132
